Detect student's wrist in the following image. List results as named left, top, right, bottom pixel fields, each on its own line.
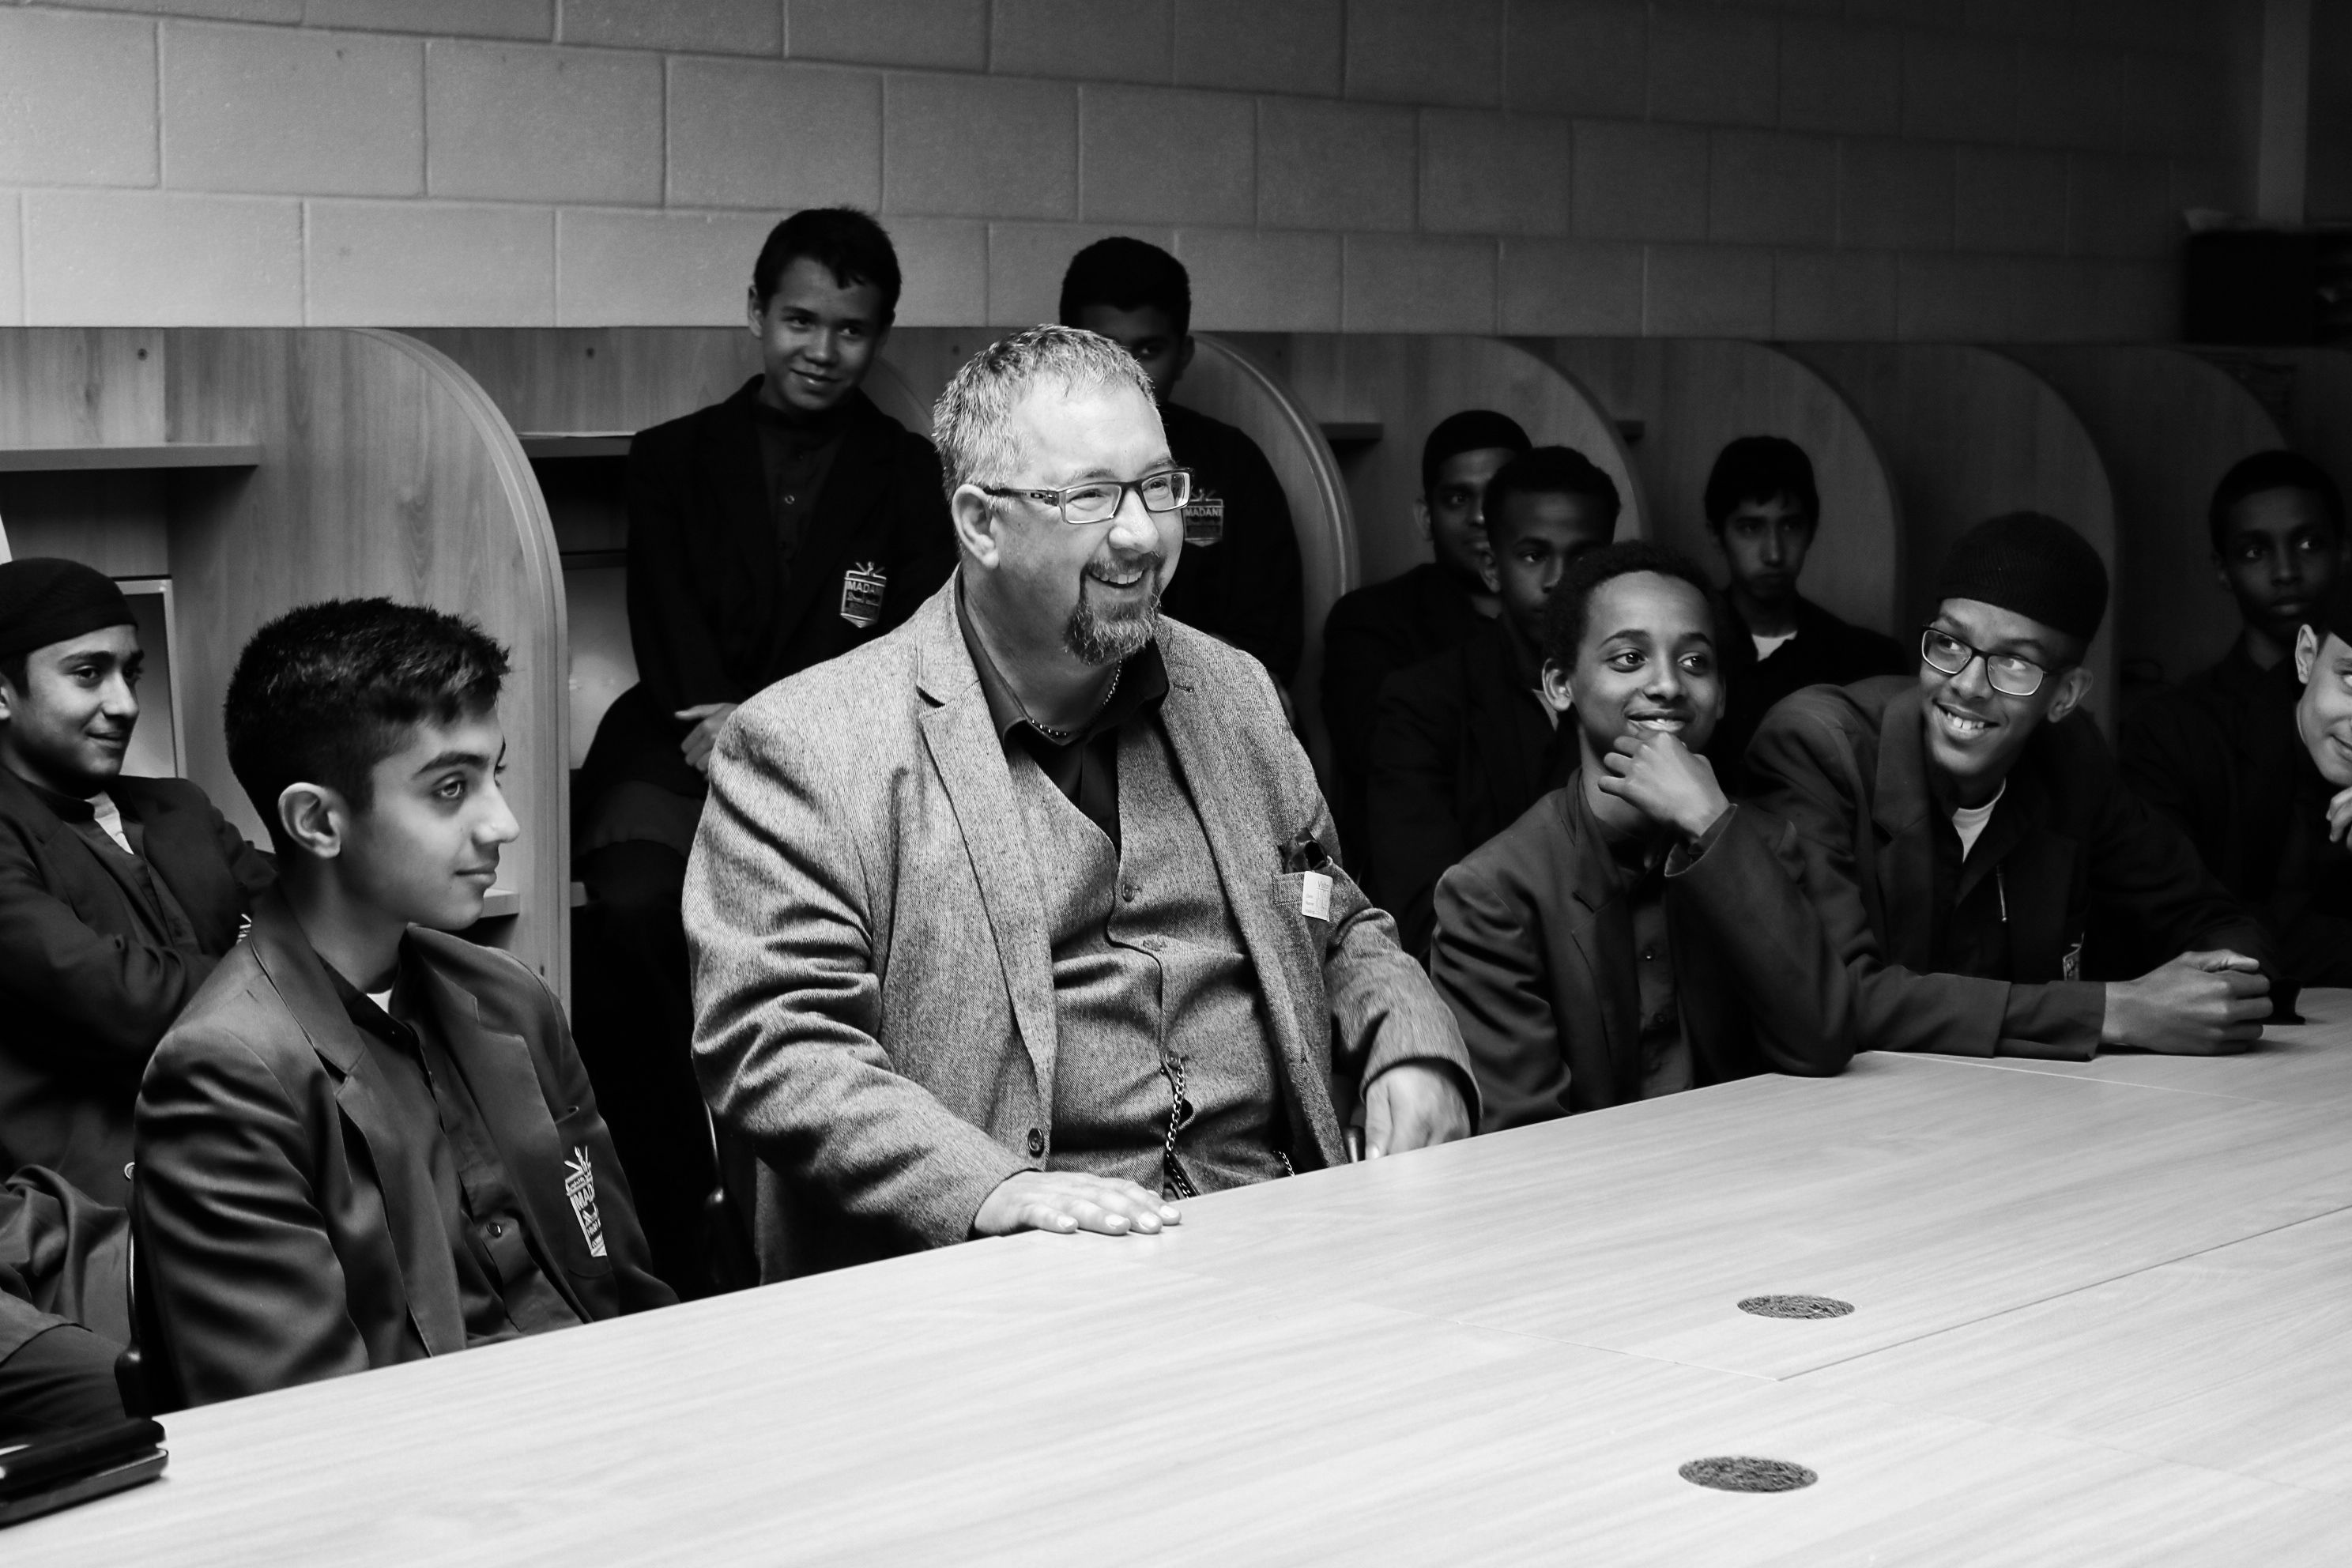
left=2098, top=980, right=2134, bottom=1046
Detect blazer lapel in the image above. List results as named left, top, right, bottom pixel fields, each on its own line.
left=407, top=953, right=597, bottom=1317
left=1155, top=637, right=1330, bottom=1140
left=242, top=893, right=466, bottom=1359
left=113, top=782, right=232, bottom=951
left=1871, top=687, right=1942, bottom=971
left=914, top=582, right=1061, bottom=1107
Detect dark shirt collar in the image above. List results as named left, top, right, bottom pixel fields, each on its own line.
left=749, top=384, right=855, bottom=443
left=322, top=944, right=410, bottom=1046
left=17, top=773, right=99, bottom=822
left=956, top=580, right=1170, bottom=748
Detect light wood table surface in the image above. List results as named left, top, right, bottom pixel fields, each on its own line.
left=16, top=1008, right=2352, bottom=1564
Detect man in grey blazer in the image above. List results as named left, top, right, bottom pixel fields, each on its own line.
left=688, top=325, right=1474, bottom=1275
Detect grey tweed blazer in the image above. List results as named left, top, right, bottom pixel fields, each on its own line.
left=685, top=575, right=1471, bottom=1273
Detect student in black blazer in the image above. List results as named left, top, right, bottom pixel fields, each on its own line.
left=138, top=601, right=671, bottom=1408
left=1702, top=437, right=1907, bottom=792
left=571, top=209, right=954, bottom=1291
left=1747, top=512, right=2279, bottom=1061
left=1365, top=447, right=1619, bottom=956
left=0, top=560, right=273, bottom=1204
left=1431, top=543, right=1854, bottom=1129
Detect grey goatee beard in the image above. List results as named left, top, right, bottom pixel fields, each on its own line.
left=1064, top=559, right=1163, bottom=665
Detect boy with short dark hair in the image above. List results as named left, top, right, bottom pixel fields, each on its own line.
left=0, top=557, right=273, bottom=1205
left=1702, top=436, right=1905, bottom=790
left=1059, top=237, right=1304, bottom=684
left=1322, top=409, right=1533, bottom=850
left=1749, top=512, right=2278, bottom=1061
left=2121, top=452, right=2350, bottom=971
left=1365, top=447, right=1619, bottom=955
left=1430, top=541, right=1854, bottom=1128
left=137, top=600, right=672, bottom=1408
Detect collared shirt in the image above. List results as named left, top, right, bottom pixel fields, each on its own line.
left=1603, top=828, right=1694, bottom=1099
left=958, top=584, right=1174, bottom=850
left=330, top=956, right=581, bottom=1348
left=750, top=394, right=848, bottom=572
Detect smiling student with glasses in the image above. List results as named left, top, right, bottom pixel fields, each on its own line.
left=1745, top=511, right=2282, bottom=1063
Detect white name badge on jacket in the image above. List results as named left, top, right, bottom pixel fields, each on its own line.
left=841, top=561, right=888, bottom=629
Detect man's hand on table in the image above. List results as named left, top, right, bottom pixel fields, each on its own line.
left=2102, top=950, right=2270, bottom=1055
left=973, top=1170, right=1181, bottom=1238
left=1363, top=1061, right=1472, bottom=1158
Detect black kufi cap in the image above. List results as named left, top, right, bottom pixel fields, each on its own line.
left=0, top=558, right=135, bottom=663
left=1932, top=511, right=2109, bottom=645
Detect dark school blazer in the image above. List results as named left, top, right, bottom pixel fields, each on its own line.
left=1746, top=677, right=2278, bottom=1061
left=1364, top=619, right=1571, bottom=958
left=1155, top=401, right=1305, bottom=684
left=1713, top=595, right=1909, bottom=794
left=134, top=891, right=673, bottom=1407
left=0, top=1164, right=129, bottom=1364
left=579, top=378, right=956, bottom=808
left=0, top=767, right=273, bottom=1204
left=1319, top=562, right=1490, bottom=856
left=1430, top=780, right=1856, bottom=1130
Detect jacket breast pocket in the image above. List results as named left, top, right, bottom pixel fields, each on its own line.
left=548, top=1106, right=616, bottom=1280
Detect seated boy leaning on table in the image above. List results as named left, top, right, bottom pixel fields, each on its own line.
left=1745, top=511, right=2282, bottom=1061
left=134, top=600, right=673, bottom=1408
left=1428, top=542, right=1856, bottom=1130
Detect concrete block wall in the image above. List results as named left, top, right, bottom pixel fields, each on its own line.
left=0, top=0, right=2245, bottom=337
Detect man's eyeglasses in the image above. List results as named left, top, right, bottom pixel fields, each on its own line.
left=1919, top=627, right=2049, bottom=697
left=978, top=469, right=1193, bottom=526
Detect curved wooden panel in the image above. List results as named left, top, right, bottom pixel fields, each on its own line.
left=1790, top=344, right=2120, bottom=730
left=1532, top=338, right=1902, bottom=639
left=408, top=327, right=760, bottom=436
left=2192, top=347, right=2352, bottom=524
left=1223, top=334, right=1648, bottom=591
left=2004, top=347, right=2290, bottom=704
left=1169, top=334, right=1355, bottom=765
left=163, top=328, right=568, bottom=998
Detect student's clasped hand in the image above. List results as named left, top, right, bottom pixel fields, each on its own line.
left=2328, top=784, right=2352, bottom=845
left=1596, top=730, right=1733, bottom=840
left=2101, top=950, right=2271, bottom=1054
left=676, top=703, right=739, bottom=775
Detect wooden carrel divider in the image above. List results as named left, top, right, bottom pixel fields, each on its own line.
left=2003, top=346, right=2290, bottom=707
left=0, top=327, right=567, bottom=998
left=1790, top=343, right=2121, bottom=731
left=1528, top=338, right=1900, bottom=644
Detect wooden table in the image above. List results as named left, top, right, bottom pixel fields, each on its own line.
left=18, top=1001, right=2352, bottom=1564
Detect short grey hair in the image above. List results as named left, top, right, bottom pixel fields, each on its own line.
left=932, top=324, right=1157, bottom=499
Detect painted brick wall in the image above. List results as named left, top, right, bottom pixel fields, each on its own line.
left=0, top=0, right=2247, bottom=337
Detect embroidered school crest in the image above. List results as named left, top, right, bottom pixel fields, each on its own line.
left=840, top=560, right=888, bottom=629
left=2062, top=936, right=2085, bottom=983
left=563, top=1144, right=607, bottom=1257
left=1181, top=490, right=1225, bottom=547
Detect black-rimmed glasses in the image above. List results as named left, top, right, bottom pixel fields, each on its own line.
left=977, top=468, right=1193, bottom=526
left=1919, top=627, right=2049, bottom=697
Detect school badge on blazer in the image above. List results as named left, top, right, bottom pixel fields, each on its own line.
left=1182, top=491, right=1225, bottom=547
left=564, top=1145, right=608, bottom=1257
left=841, top=561, right=888, bottom=629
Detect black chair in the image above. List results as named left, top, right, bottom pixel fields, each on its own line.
left=701, top=1107, right=758, bottom=1295
left=111, top=1174, right=183, bottom=1419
